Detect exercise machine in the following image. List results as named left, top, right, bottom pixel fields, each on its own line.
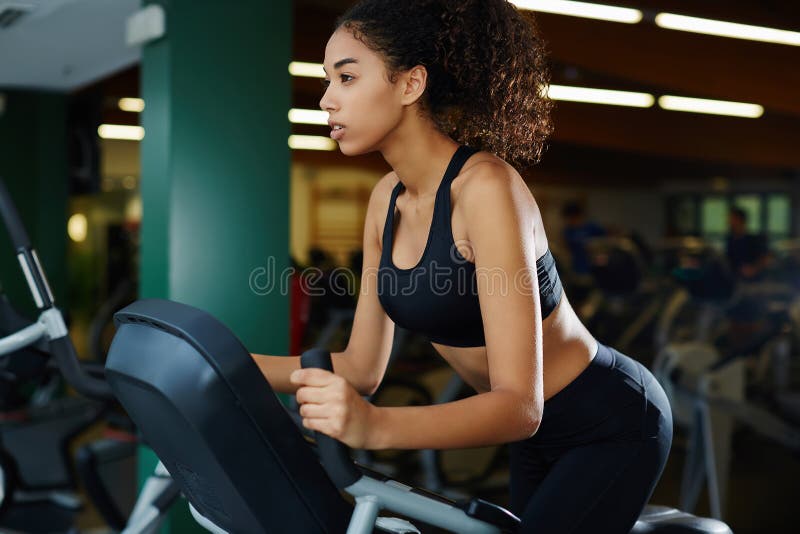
left=0, top=179, right=119, bottom=531
left=654, top=248, right=800, bottom=520
left=105, top=298, right=732, bottom=533
left=0, top=178, right=177, bottom=533
left=581, top=236, right=674, bottom=359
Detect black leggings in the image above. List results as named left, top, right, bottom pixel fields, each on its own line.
left=509, top=343, right=673, bottom=534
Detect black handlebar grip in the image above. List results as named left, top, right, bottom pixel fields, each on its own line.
left=0, top=179, right=32, bottom=250
left=300, top=348, right=362, bottom=489
left=49, top=336, right=114, bottom=401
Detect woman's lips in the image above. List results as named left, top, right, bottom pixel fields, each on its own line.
left=330, top=126, right=345, bottom=141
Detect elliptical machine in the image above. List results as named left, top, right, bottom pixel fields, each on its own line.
left=105, top=298, right=733, bottom=534
left=0, top=179, right=118, bottom=532
left=0, top=179, right=179, bottom=533
left=653, top=240, right=800, bottom=521
left=579, top=235, right=670, bottom=359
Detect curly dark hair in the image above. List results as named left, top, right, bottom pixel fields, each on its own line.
left=336, top=0, right=554, bottom=166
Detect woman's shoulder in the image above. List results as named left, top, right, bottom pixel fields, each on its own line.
left=369, top=171, right=400, bottom=208
left=455, top=151, right=547, bottom=254
left=456, top=151, right=535, bottom=212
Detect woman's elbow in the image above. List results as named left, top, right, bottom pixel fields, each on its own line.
left=518, top=401, right=542, bottom=440
left=495, top=389, right=542, bottom=440
left=357, top=356, right=389, bottom=396
left=363, top=381, right=381, bottom=397
left=361, top=368, right=386, bottom=396
left=333, top=349, right=377, bottom=396
left=520, top=416, right=541, bottom=440
left=356, top=371, right=380, bottom=396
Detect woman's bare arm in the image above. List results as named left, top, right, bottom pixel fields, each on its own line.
left=368, top=163, right=544, bottom=449
left=251, top=173, right=397, bottom=396
left=250, top=352, right=362, bottom=394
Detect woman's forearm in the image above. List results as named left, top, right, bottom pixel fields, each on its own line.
left=250, top=351, right=371, bottom=395
left=368, top=389, right=540, bottom=450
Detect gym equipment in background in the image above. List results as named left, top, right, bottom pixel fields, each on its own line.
left=654, top=244, right=800, bottom=521
left=580, top=236, right=674, bottom=360
left=0, top=178, right=177, bottom=533
left=0, top=179, right=116, bottom=532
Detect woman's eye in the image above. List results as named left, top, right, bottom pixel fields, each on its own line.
left=320, top=75, right=353, bottom=92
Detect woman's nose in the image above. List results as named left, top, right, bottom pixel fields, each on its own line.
left=319, top=88, right=335, bottom=112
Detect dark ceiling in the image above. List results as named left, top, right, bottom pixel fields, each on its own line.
left=97, top=1, right=800, bottom=183
left=292, top=0, right=800, bottom=176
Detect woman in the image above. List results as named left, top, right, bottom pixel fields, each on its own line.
left=252, top=1, right=672, bottom=532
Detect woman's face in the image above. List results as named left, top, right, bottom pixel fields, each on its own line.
left=319, top=28, right=406, bottom=155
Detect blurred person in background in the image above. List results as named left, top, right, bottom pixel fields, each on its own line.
left=561, top=201, right=606, bottom=277
left=725, top=206, right=769, bottom=281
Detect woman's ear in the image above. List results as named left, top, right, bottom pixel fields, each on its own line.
left=399, top=65, right=428, bottom=106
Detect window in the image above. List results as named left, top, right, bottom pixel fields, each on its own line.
left=767, top=194, right=791, bottom=237
left=667, top=192, right=794, bottom=244
left=732, top=195, right=761, bottom=233
left=701, top=196, right=728, bottom=237
left=668, top=196, right=697, bottom=236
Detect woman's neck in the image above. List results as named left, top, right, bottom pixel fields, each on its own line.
left=379, top=118, right=460, bottom=199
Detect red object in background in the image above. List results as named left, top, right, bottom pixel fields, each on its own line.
left=289, top=272, right=310, bottom=354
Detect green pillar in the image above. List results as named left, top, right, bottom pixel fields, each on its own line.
left=0, top=91, right=68, bottom=318
left=139, top=1, right=291, bottom=531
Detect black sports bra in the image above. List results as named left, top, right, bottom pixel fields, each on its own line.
left=376, top=146, right=563, bottom=347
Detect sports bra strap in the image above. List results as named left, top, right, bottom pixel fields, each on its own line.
left=381, top=181, right=405, bottom=252
left=382, top=146, right=477, bottom=253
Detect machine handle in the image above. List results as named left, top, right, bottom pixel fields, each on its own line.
left=0, top=178, right=112, bottom=401
left=300, top=348, right=363, bottom=489
left=0, top=178, right=32, bottom=250
left=50, top=335, right=114, bottom=401
left=0, top=178, right=53, bottom=308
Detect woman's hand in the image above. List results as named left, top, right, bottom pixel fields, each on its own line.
left=290, top=368, right=379, bottom=449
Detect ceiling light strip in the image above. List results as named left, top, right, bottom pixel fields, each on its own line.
left=655, top=13, right=800, bottom=46
left=658, top=96, right=764, bottom=118
left=288, top=108, right=328, bottom=125
left=119, top=98, right=145, bottom=112
left=289, top=61, right=326, bottom=78
left=98, top=124, right=145, bottom=141
left=511, top=0, right=642, bottom=24
left=546, top=84, right=655, bottom=107
left=288, top=135, right=337, bottom=151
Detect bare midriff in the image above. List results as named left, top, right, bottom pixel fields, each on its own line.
left=432, top=293, right=597, bottom=399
